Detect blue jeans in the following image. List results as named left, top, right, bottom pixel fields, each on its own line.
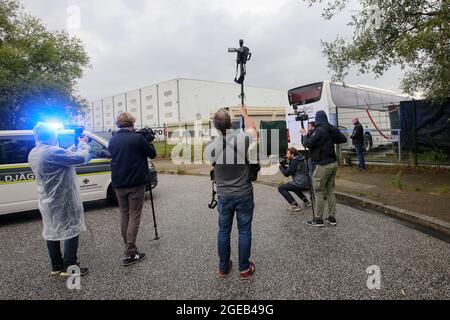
left=278, top=182, right=308, bottom=205
left=356, top=145, right=366, bottom=169
left=217, top=192, right=254, bottom=272
left=46, top=235, right=79, bottom=271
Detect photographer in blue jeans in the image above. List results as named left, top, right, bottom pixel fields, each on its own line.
left=206, top=107, right=257, bottom=280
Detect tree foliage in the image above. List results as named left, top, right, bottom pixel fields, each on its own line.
left=305, top=0, right=450, bottom=101
left=0, top=0, right=90, bottom=129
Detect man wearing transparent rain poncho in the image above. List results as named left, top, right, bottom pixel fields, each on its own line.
left=28, top=122, right=91, bottom=277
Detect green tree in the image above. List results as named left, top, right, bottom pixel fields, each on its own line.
left=0, top=0, right=90, bottom=129
left=305, top=0, right=450, bottom=101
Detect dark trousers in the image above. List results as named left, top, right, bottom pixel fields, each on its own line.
left=115, top=185, right=146, bottom=257
left=278, top=182, right=308, bottom=205
left=46, top=235, right=79, bottom=271
left=217, top=192, right=254, bottom=272
left=356, top=145, right=366, bottom=169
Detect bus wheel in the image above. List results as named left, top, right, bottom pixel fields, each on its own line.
left=107, top=184, right=118, bottom=206
left=364, top=133, right=373, bottom=152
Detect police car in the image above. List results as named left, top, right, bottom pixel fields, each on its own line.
left=0, top=130, right=158, bottom=215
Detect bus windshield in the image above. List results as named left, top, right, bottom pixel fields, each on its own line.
left=288, top=82, right=323, bottom=106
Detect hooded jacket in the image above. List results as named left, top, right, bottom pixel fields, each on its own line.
left=303, top=111, right=347, bottom=165
left=279, top=154, right=310, bottom=190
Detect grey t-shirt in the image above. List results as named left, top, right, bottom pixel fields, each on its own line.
left=206, top=130, right=254, bottom=197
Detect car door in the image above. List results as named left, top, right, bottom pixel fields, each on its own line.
left=57, top=133, right=112, bottom=202
left=0, top=134, right=39, bottom=214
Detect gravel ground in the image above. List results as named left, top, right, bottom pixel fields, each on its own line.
left=0, top=174, right=449, bottom=300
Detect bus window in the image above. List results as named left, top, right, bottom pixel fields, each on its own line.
left=288, top=82, right=323, bottom=105
left=0, top=136, right=36, bottom=165
left=330, top=84, right=358, bottom=108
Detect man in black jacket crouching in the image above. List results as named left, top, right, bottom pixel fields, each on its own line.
left=278, top=147, right=311, bottom=212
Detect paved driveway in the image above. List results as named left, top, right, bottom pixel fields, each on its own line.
left=0, top=174, right=449, bottom=299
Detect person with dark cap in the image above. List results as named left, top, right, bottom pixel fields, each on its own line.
left=301, top=111, right=347, bottom=227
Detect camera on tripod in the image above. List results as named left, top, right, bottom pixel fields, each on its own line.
left=136, top=127, right=156, bottom=144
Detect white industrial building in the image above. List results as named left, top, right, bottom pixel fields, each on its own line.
left=83, top=78, right=287, bottom=132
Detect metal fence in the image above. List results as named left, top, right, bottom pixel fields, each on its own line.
left=336, top=105, right=450, bottom=167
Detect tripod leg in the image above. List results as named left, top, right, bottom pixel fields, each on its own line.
left=148, top=182, right=159, bottom=240
left=310, top=179, right=316, bottom=220
left=307, top=167, right=316, bottom=220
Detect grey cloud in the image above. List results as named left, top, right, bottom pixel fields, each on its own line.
left=19, top=0, right=405, bottom=101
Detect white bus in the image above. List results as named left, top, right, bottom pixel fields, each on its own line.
left=286, top=81, right=409, bottom=151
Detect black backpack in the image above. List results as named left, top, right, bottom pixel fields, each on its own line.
left=327, top=126, right=348, bottom=144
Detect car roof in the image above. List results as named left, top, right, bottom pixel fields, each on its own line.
left=0, top=130, right=108, bottom=145
left=0, top=129, right=93, bottom=135
left=0, top=130, right=74, bottom=135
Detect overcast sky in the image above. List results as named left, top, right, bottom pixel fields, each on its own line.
left=20, top=0, right=405, bottom=102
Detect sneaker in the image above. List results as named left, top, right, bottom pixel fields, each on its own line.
left=218, top=260, right=233, bottom=278
left=60, top=267, right=89, bottom=277
left=307, top=218, right=324, bottom=227
left=240, top=261, right=256, bottom=280
left=123, top=252, right=146, bottom=267
left=325, top=217, right=337, bottom=226
left=304, top=201, right=312, bottom=208
left=50, top=266, right=64, bottom=276
left=287, top=204, right=302, bottom=212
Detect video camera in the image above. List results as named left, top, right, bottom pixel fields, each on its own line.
left=279, top=157, right=288, bottom=167
left=137, top=127, right=156, bottom=144
left=288, top=104, right=309, bottom=123
left=228, top=39, right=252, bottom=84
left=287, top=87, right=311, bottom=123
left=228, top=39, right=252, bottom=66
left=74, top=126, right=88, bottom=145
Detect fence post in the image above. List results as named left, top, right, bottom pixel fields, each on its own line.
left=412, top=100, right=418, bottom=166
left=164, top=123, right=167, bottom=158
left=335, top=106, right=341, bottom=165
left=398, top=129, right=402, bottom=162
left=209, top=121, right=212, bottom=139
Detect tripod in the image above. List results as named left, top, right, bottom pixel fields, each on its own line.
left=300, top=120, right=316, bottom=220
left=146, top=180, right=160, bottom=241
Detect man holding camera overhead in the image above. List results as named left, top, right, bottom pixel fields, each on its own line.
left=206, top=107, right=258, bottom=280
left=108, top=112, right=156, bottom=267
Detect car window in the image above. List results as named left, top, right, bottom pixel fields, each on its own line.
left=89, top=139, right=110, bottom=159
left=58, top=134, right=110, bottom=159
left=0, top=135, right=36, bottom=165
